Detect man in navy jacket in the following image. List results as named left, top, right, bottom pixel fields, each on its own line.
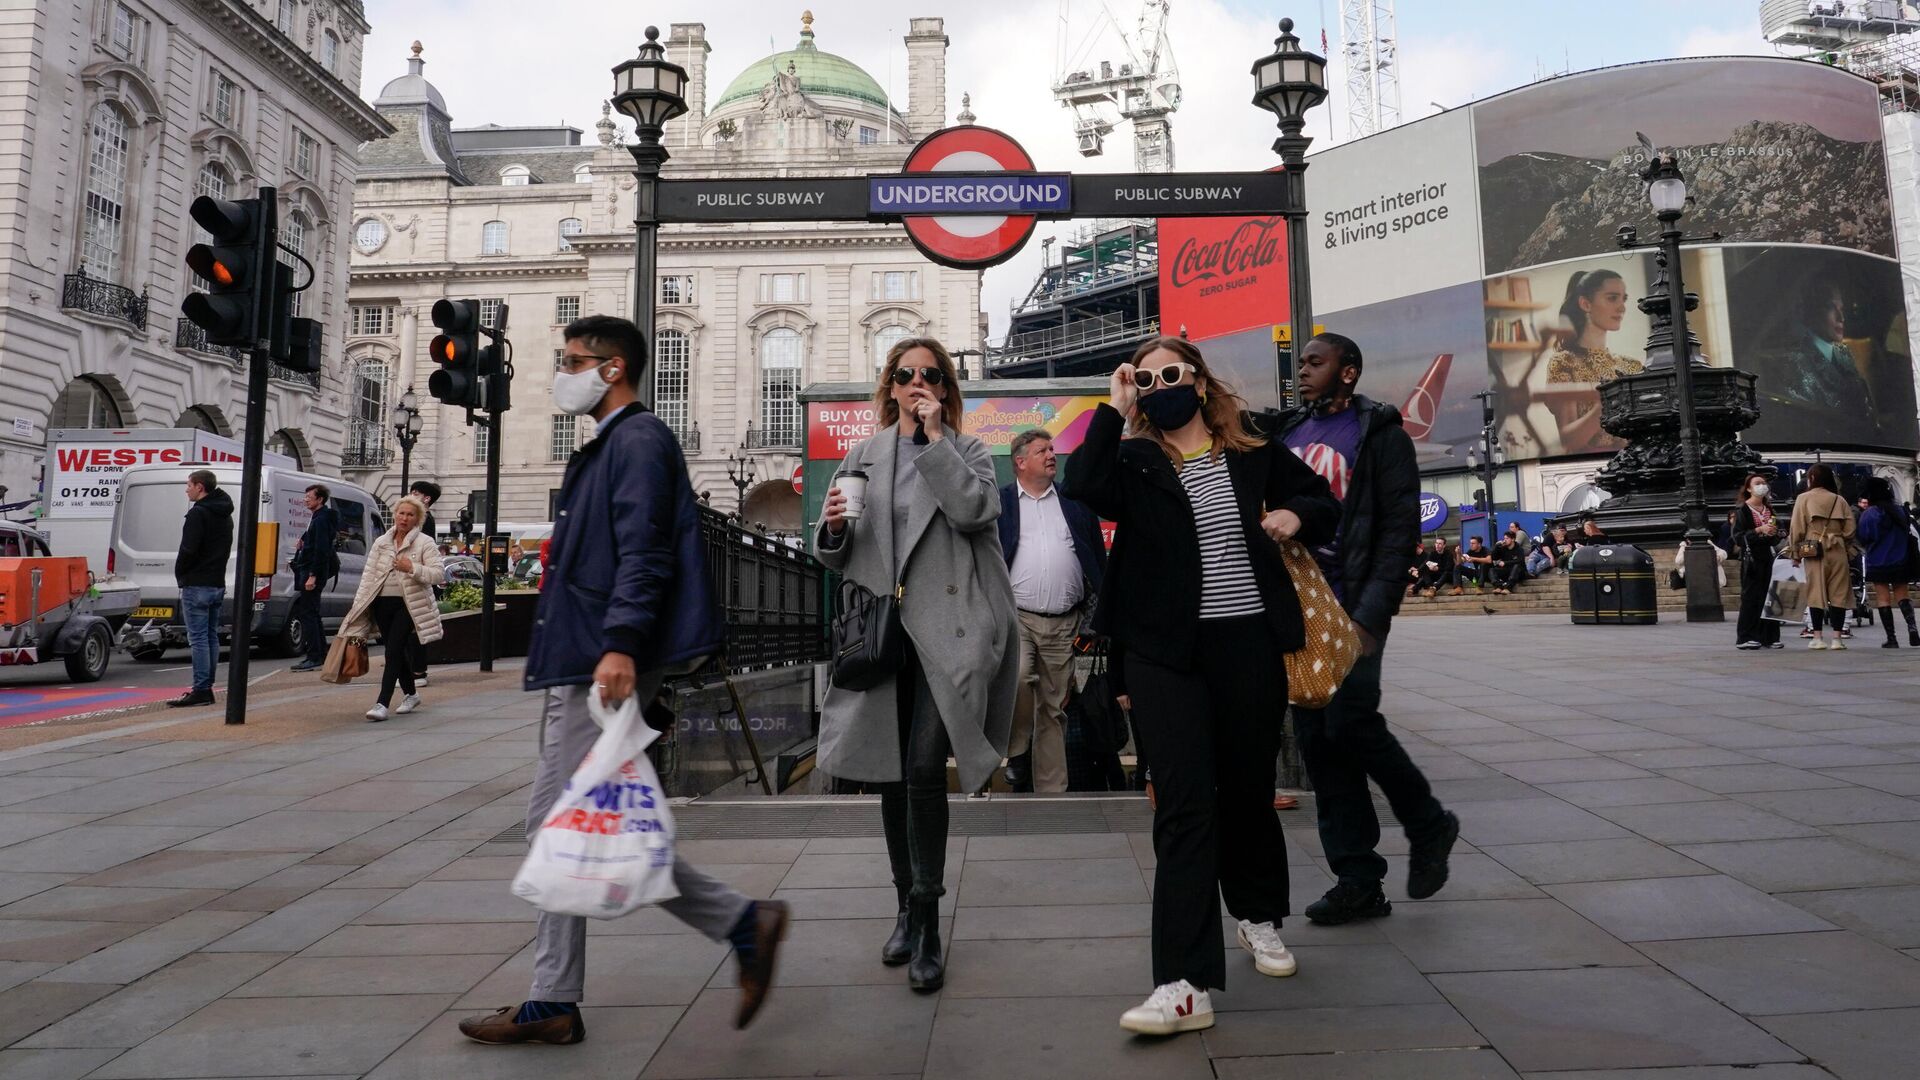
left=287, top=484, right=337, bottom=672
left=459, top=315, right=786, bottom=1047
left=998, top=429, right=1107, bottom=792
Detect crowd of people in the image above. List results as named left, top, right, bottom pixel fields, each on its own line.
left=1406, top=517, right=1611, bottom=599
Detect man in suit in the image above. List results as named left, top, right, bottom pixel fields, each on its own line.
left=287, top=484, right=338, bottom=673
left=997, top=428, right=1107, bottom=792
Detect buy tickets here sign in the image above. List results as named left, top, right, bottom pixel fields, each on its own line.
left=806, top=394, right=1107, bottom=461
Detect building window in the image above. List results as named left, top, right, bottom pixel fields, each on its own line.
left=554, top=295, right=580, bottom=324
left=196, top=161, right=230, bottom=201
left=321, top=31, right=338, bottom=74
left=760, top=273, right=804, bottom=303
left=282, top=210, right=309, bottom=316
left=275, top=0, right=295, bottom=35
left=211, top=71, right=238, bottom=127
left=759, top=327, right=803, bottom=447
left=859, top=126, right=879, bottom=145
left=349, top=359, right=387, bottom=456
left=50, top=376, right=125, bottom=428
left=110, top=3, right=141, bottom=56
left=660, top=274, right=694, bottom=305
left=293, top=130, right=317, bottom=178
left=350, top=305, right=391, bottom=336
left=354, top=218, right=385, bottom=253
left=656, top=329, right=690, bottom=438
left=481, top=220, right=507, bottom=255
left=872, top=270, right=918, bottom=301
left=550, top=414, right=578, bottom=461
left=81, top=104, right=130, bottom=280
left=479, top=298, right=503, bottom=329
left=873, top=324, right=912, bottom=372
left=574, top=163, right=592, bottom=183
left=501, top=164, right=531, bottom=186
left=472, top=424, right=490, bottom=463
left=558, top=217, right=583, bottom=251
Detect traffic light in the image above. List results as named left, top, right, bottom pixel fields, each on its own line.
left=264, top=262, right=324, bottom=374
left=182, top=195, right=272, bottom=348
left=1472, top=488, right=1488, bottom=512
left=428, top=299, right=483, bottom=408
left=482, top=338, right=512, bottom=414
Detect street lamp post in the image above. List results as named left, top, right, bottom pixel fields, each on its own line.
left=1467, top=391, right=1507, bottom=547
left=726, top=443, right=759, bottom=520
left=389, top=386, right=422, bottom=495
left=612, top=27, right=688, bottom=407
left=1252, top=18, right=1328, bottom=397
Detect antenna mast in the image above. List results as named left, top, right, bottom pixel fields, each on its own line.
left=1340, top=0, right=1400, bottom=138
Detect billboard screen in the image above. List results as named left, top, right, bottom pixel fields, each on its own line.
left=1158, top=214, right=1289, bottom=343
left=1317, top=281, right=1490, bottom=468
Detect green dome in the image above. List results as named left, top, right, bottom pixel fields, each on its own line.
left=713, top=26, right=893, bottom=112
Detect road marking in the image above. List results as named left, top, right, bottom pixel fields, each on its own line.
left=249, top=668, right=280, bottom=687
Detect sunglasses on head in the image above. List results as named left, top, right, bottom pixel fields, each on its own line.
left=889, top=365, right=947, bottom=386
left=1131, top=362, right=1196, bottom=391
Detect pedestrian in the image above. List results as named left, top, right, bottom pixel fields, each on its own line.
left=407, top=480, right=443, bottom=687
left=338, top=496, right=443, bottom=721
left=1066, top=335, right=1341, bottom=1035
left=287, top=484, right=338, bottom=673
left=167, top=469, right=232, bottom=708
left=1790, top=462, right=1857, bottom=650
left=460, top=315, right=786, bottom=1046
left=1456, top=535, right=1493, bottom=593
left=1857, top=476, right=1919, bottom=648
left=1731, top=473, right=1784, bottom=650
left=1276, top=332, right=1459, bottom=928
left=815, top=335, right=1018, bottom=993
left=998, top=427, right=1107, bottom=793
left=1490, top=529, right=1528, bottom=594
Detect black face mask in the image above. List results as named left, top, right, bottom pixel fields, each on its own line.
left=1139, top=385, right=1202, bottom=431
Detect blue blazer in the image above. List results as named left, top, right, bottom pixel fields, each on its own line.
left=525, top=404, right=723, bottom=689
left=997, top=482, right=1107, bottom=599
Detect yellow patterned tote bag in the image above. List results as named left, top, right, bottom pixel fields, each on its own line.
left=1278, top=539, right=1360, bottom=708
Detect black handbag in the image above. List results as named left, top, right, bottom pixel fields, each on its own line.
left=830, top=578, right=905, bottom=691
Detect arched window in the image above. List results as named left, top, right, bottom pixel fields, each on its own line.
left=321, top=31, right=338, bottom=74
left=558, top=217, right=583, bottom=251
left=50, top=376, right=125, bottom=428
left=759, top=328, right=803, bottom=448
left=347, top=359, right=388, bottom=460
left=656, top=330, right=691, bottom=439
left=275, top=0, right=295, bottom=35
left=500, top=165, right=530, bottom=186
left=196, top=161, right=230, bottom=200
left=283, top=210, right=309, bottom=316
left=177, top=406, right=221, bottom=433
left=873, top=324, right=912, bottom=373
left=573, top=163, right=592, bottom=183
left=81, top=104, right=131, bottom=279
left=481, top=220, right=508, bottom=255
left=267, top=430, right=305, bottom=469
left=354, top=217, right=386, bottom=254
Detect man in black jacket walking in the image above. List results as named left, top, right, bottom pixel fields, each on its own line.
left=287, top=484, right=338, bottom=672
left=1276, top=333, right=1458, bottom=924
left=169, top=470, right=233, bottom=708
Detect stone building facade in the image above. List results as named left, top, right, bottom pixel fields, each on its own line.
left=0, top=0, right=389, bottom=503
left=345, top=14, right=984, bottom=531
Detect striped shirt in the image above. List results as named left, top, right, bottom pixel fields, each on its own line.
left=1177, top=449, right=1265, bottom=619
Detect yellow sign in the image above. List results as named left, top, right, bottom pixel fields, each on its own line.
left=1271, top=324, right=1327, bottom=346
left=254, top=522, right=280, bottom=576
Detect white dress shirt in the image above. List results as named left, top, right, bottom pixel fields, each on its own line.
left=1009, top=484, right=1085, bottom=615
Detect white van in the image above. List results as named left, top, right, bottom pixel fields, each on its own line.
left=109, top=464, right=384, bottom=660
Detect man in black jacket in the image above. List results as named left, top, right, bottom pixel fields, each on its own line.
left=287, top=484, right=338, bottom=672
left=1276, top=333, right=1458, bottom=924
left=169, top=470, right=233, bottom=707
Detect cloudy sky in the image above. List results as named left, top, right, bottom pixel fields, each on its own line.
left=359, top=0, right=1774, bottom=334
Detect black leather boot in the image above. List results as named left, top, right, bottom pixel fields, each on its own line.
left=881, top=886, right=912, bottom=965
left=906, top=898, right=944, bottom=992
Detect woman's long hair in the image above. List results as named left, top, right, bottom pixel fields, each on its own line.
left=873, top=336, right=965, bottom=433
left=1805, top=463, right=1839, bottom=495
left=1125, top=336, right=1265, bottom=465
left=1558, top=269, right=1623, bottom=357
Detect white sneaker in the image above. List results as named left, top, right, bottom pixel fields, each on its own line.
left=1119, top=979, right=1213, bottom=1035
left=365, top=703, right=389, bottom=722
left=414, top=673, right=429, bottom=687
left=1830, top=640, right=1848, bottom=651
left=1736, top=641, right=1762, bottom=650
left=1237, top=919, right=1298, bottom=977
left=395, top=694, right=421, bottom=715
left=1809, top=639, right=1828, bottom=650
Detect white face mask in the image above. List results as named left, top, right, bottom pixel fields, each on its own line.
left=553, top=363, right=613, bottom=415
left=1751, top=484, right=1770, bottom=499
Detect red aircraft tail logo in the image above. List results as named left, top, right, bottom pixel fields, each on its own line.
left=1401, top=353, right=1452, bottom=441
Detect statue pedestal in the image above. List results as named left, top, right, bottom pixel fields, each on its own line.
left=1585, top=365, right=1771, bottom=545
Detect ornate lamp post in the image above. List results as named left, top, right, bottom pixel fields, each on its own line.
left=726, top=442, right=759, bottom=519
left=389, top=386, right=422, bottom=494
left=1251, top=18, right=1328, bottom=394
left=611, top=27, right=688, bottom=406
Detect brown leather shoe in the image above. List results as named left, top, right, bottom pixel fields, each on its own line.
left=457, top=1005, right=585, bottom=1045
left=734, top=900, right=790, bottom=1029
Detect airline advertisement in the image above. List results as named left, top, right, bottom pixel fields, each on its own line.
left=1316, top=281, right=1485, bottom=467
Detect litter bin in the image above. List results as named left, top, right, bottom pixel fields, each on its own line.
left=1569, top=545, right=1658, bottom=625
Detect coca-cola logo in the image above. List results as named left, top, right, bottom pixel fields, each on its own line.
left=1169, top=217, right=1284, bottom=288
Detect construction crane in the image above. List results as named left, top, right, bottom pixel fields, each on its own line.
left=1051, top=0, right=1181, bottom=172
left=1342, top=0, right=1401, bottom=138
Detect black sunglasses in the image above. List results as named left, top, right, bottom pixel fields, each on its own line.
left=889, top=366, right=947, bottom=386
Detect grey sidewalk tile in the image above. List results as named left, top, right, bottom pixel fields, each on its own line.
left=1496, top=759, right=1655, bottom=785
left=42, top=910, right=259, bottom=983
left=0, top=826, right=208, bottom=874
left=1673, top=837, right=1920, bottom=892
left=1812, top=763, right=1920, bottom=794
left=1825, top=819, right=1920, bottom=860
left=0, top=919, right=145, bottom=963
left=1545, top=875, right=1834, bottom=941
left=19, top=952, right=284, bottom=1048
left=99, top=792, right=307, bottom=828
left=232, top=952, right=503, bottom=997
left=0, top=872, right=75, bottom=906
left=641, top=985, right=938, bottom=1078
left=1433, top=966, right=1797, bottom=1072
left=1214, top=1048, right=1519, bottom=1079
left=330, top=839, right=484, bottom=888
left=1605, top=748, right=1765, bottom=769
left=201, top=862, right=360, bottom=912
left=1639, top=931, right=1920, bottom=1015
left=1656, top=764, right=1853, bottom=794
left=1538, top=778, right=1721, bottom=809
left=1212, top=942, right=1442, bottom=1012
left=176, top=809, right=398, bottom=853
left=777, top=851, right=903, bottom=890
left=205, top=887, right=399, bottom=952
left=426, top=855, right=523, bottom=881
left=7, top=780, right=205, bottom=816
left=959, top=857, right=1150, bottom=907
left=926, top=995, right=1215, bottom=1080
left=1427, top=778, right=1553, bottom=803
left=0, top=814, right=100, bottom=848
left=0, top=960, right=55, bottom=991
left=801, top=835, right=967, bottom=856
left=354, top=879, right=534, bottom=924
left=0, top=981, right=117, bottom=1046
left=938, top=935, right=1152, bottom=998
left=1760, top=1006, right=1920, bottom=1079
left=457, top=934, right=726, bottom=1007
left=964, top=832, right=1134, bottom=861
left=1195, top=1001, right=1484, bottom=1058
left=364, top=1005, right=681, bottom=1080
left=124, top=759, right=290, bottom=785
left=1558, top=732, right=1707, bottom=753
left=1378, top=853, right=1544, bottom=901
left=953, top=902, right=1152, bottom=940
left=1593, top=801, right=1824, bottom=845
left=303, top=922, right=534, bottom=957
left=0, top=778, right=93, bottom=808
left=306, top=817, right=446, bottom=864
left=1512, top=1067, right=1839, bottom=1080
left=1780, top=885, right=1920, bottom=948
left=0, top=885, right=224, bottom=923
left=674, top=838, right=807, bottom=864
left=1693, top=730, right=1829, bottom=751
left=292, top=779, right=478, bottom=814
left=86, top=993, right=451, bottom=1079
left=1375, top=898, right=1643, bottom=973
left=1451, top=742, right=1596, bottom=765
left=0, top=1048, right=123, bottom=1080
left=1731, top=787, right=1920, bottom=825
left=74, top=849, right=309, bottom=889
left=769, top=885, right=955, bottom=919
left=1752, top=744, right=1920, bottom=768
left=1450, top=799, right=1630, bottom=846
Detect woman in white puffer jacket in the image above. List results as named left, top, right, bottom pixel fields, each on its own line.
left=340, top=495, right=445, bottom=721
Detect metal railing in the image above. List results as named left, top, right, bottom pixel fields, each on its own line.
left=173, top=320, right=247, bottom=363
left=270, top=363, right=320, bottom=389
left=340, top=424, right=392, bottom=468
left=674, top=423, right=702, bottom=453
left=744, top=422, right=800, bottom=451
left=990, top=314, right=1160, bottom=367
left=62, top=271, right=148, bottom=329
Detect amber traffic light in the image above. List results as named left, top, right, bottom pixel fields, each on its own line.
left=182, top=195, right=271, bottom=347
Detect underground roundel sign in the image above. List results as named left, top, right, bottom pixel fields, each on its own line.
left=898, top=126, right=1041, bottom=271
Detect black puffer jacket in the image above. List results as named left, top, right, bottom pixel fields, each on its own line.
left=1271, top=394, right=1420, bottom=642
left=175, top=488, right=234, bottom=588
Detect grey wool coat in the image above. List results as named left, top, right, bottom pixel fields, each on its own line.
left=813, top=428, right=1020, bottom=793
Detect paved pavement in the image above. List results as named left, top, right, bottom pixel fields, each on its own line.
left=2, top=613, right=1920, bottom=1078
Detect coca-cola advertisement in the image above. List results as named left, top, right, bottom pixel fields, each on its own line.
left=1157, top=214, right=1289, bottom=344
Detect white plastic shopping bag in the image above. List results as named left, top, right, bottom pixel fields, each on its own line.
left=511, top=685, right=679, bottom=917
left=1763, top=559, right=1807, bottom=624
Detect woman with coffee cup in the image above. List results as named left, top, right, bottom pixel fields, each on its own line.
left=1066, top=335, right=1340, bottom=1037
left=814, top=337, right=1019, bottom=994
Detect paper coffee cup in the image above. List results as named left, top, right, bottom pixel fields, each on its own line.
left=837, top=470, right=868, bottom=519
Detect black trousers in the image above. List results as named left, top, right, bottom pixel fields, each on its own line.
left=1735, top=556, right=1781, bottom=646
left=880, top=643, right=952, bottom=903
left=290, top=580, right=326, bottom=662
left=1129, top=615, right=1289, bottom=991
left=1493, top=561, right=1526, bottom=589
left=1294, top=647, right=1449, bottom=888
left=409, top=632, right=431, bottom=679
left=370, top=596, right=418, bottom=707
left=1456, top=562, right=1488, bottom=588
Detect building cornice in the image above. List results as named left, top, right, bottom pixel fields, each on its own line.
left=187, top=0, right=392, bottom=143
